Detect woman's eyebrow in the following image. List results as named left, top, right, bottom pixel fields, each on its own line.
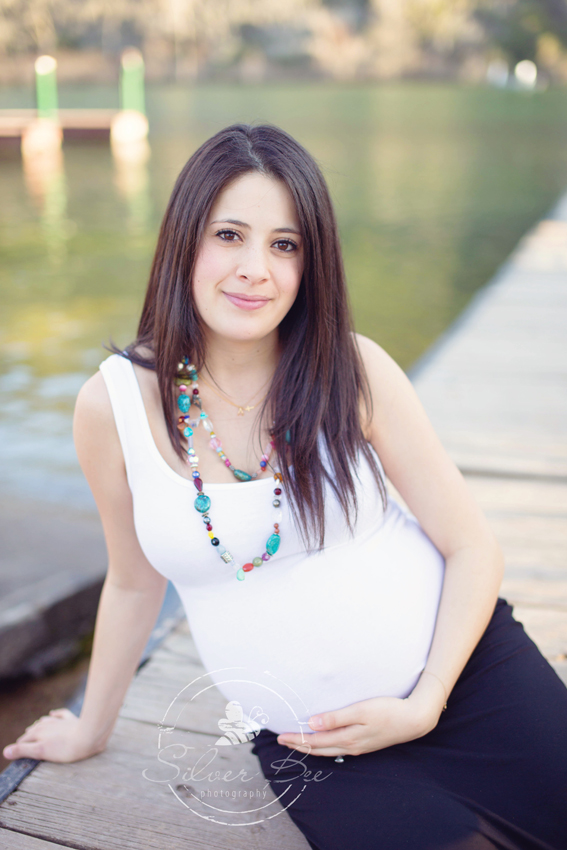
left=273, top=227, right=301, bottom=235
left=211, top=218, right=250, bottom=228
left=210, top=218, right=300, bottom=236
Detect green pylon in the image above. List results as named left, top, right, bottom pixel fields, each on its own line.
left=121, top=48, right=146, bottom=115
left=35, top=55, right=58, bottom=120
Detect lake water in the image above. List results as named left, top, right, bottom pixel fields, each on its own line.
left=2, top=82, right=567, bottom=507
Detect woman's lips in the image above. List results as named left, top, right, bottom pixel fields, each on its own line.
left=223, top=292, right=271, bottom=311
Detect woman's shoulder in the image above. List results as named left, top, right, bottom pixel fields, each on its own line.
left=74, top=364, right=128, bottom=482
left=353, top=333, right=401, bottom=378
left=75, top=350, right=133, bottom=431
left=353, top=333, right=412, bottom=411
left=77, top=346, right=154, bottom=415
left=74, top=369, right=116, bottom=442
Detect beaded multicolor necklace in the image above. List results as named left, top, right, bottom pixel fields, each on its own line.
left=175, top=358, right=282, bottom=581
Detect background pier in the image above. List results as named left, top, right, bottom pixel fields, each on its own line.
left=0, top=109, right=119, bottom=142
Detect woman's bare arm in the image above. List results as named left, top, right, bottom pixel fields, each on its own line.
left=3, top=371, right=168, bottom=763
left=357, top=333, right=505, bottom=714
left=277, top=335, right=505, bottom=757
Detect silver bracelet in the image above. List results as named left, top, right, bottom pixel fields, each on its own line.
left=420, top=670, right=448, bottom=711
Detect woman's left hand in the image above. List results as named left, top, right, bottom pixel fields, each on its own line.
left=276, top=676, right=446, bottom=757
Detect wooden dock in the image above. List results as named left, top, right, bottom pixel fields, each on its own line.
left=0, top=191, right=566, bottom=847
left=411, top=192, right=567, bottom=686
left=0, top=607, right=311, bottom=849
left=0, top=109, right=118, bottom=142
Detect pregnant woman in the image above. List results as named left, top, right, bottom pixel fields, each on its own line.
left=4, top=124, right=567, bottom=849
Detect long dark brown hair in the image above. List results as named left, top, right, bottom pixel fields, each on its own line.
left=115, top=123, right=386, bottom=548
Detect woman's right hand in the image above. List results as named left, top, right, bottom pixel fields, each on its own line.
left=2, top=707, right=107, bottom=764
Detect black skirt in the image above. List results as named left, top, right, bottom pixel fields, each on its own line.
left=251, top=598, right=567, bottom=850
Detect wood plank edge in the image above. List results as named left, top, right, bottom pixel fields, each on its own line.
left=0, top=584, right=186, bottom=803
left=0, top=825, right=72, bottom=849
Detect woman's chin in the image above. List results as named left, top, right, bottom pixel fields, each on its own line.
left=204, top=321, right=280, bottom=346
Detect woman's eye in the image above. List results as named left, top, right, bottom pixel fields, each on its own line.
left=216, top=230, right=240, bottom=242
left=273, top=239, right=297, bottom=253
left=214, top=231, right=297, bottom=252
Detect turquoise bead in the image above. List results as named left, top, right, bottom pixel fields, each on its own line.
left=194, top=494, right=211, bottom=513
left=236, top=568, right=245, bottom=581
left=233, top=469, right=252, bottom=482
left=177, top=394, right=190, bottom=413
left=183, top=427, right=193, bottom=437
left=266, top=533, right=280, bottom=556
left=199, top=411, right=208, bottom=419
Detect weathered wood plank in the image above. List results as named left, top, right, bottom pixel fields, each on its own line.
left=0, top=715, right=310, bottom=849
left=0, top=831, right=68, bottom=849
left=408, top=200, right=567, bottom=691
left=463, top=476, right=567, bottom=513
left=388, top=470, right=567, bottom=667
left=0, top=598, right=311, bottom=848
left=411, top=212, right=567, bottom=479
left=509, top=607, right=567, bottom=661
left=122, top=655, right=231, bottom=736
left=460, top=477, right=567, bottom=617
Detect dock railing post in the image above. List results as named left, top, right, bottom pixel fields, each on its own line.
left=111, top=47, right=149, bottom=147
left=120, top=47, right=146, bottom=115
left=35, top=55, right=58, bottom=120
left=21, top=55, right=62, bottom=157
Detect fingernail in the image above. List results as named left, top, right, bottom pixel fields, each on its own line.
left=310, top=717, right=323, bottom=729
left=4, top=747, right=14, bottom=758
left=277, top=737, right=288, bottom=744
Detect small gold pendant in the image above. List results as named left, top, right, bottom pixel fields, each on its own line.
left=237, top=407, right=245, bottom=416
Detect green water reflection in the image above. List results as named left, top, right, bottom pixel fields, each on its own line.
left=1, top=82, right=567, bottom=504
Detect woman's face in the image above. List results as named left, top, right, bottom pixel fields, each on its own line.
left=192, top=172, right=304, bottom=346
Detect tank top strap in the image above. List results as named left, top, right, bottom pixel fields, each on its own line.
left=98, top=352, right=150, bottom=486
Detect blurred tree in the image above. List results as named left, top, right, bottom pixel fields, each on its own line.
left=305, top=5, right=371, bottom=78
left=144, top=0, right=322, bottom=79
left=405, top=0, right=482, bottom=54
left=366, top=0, right=483, bottom=78
left=80, top=0, right=143, bottom=55
left=0, top=0, right=61, bottom=52
left=536, top=29, right=567, bottom=78
left=320, top=0, right=372, bottom=30
left=1, top=0, right=567, bottom=82
left=474, top=0, right=567, bottom=63
left=366, top=0, right=420, bottom=77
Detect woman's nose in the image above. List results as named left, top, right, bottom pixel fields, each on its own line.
left=236, top=243, right=270, bottom=284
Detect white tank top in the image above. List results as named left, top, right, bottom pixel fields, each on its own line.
left=99, top=354, right=445, bottom=735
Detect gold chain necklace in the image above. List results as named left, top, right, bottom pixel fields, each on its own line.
left=199, top=374, right=269, bottom=416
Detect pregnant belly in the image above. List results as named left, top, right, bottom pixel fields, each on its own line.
left=183, top=507, right=445, bottom=736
